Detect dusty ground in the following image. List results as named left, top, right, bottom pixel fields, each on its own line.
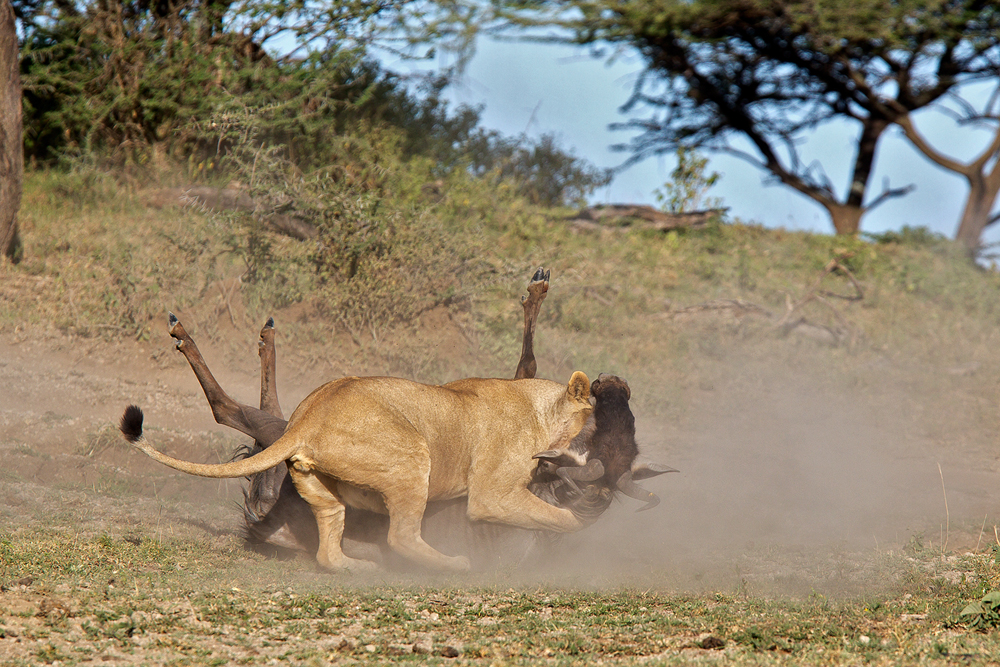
left=2, top=310, right=1000, bottom=664
left=3, top=312, right=998, bottom=579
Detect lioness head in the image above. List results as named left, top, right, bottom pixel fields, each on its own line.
left=531, top=373, right=677, bottom=522
left=559, top=370, right=594, bottom=445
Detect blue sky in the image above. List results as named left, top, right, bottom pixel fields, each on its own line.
left=404, top=37, right=1000, bottom=245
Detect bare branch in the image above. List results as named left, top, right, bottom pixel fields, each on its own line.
left=896, top=114, right=971, bottom=175
left=865, top=178, right=916, bottom=213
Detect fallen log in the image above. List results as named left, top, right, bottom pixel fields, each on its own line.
left=567, top=204, right=726, bottom=232
left=146, top=186, right=319, bottom=241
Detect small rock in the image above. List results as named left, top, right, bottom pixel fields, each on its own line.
left=335, top=636, right=359, bottom=651
left=442, top=641, right=463, bottom=658
left=387, top=643, right=411, bottom=655
left=859, top=635, right=871, bottom=645
left=696, top=634, right=725, bottom=650
left=413, top=635, right=434, bottom=655
left=364, top=644, right=377, bottom=653
left=1, top=576, right=34, bottom=592
left=37, top=598, right=70, bottom=621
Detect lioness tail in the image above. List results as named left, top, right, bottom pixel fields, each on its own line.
left=120, top=405, right=144, bottom=443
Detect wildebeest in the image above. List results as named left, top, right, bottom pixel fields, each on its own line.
left=127, top=269, right=674, bottom=569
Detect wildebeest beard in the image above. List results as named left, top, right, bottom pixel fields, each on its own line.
left=529, top=374, right=668, bottom=524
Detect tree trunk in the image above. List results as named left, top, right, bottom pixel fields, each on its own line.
left=896, top=115, right=1000, bottom=253
left=825, top=203, right=863, bottom=236
left=955, top=165, right=1000, bottom=253
left=954, top=175, right=1000, bottom=251
left=0, top=0, right=22, bottom=262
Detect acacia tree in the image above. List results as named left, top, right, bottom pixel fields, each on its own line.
left=0, top=0, right=21, bottom=261
left=507, top=0, right=1000, bottom=238
left=896, top=98, right=1000, bottom=249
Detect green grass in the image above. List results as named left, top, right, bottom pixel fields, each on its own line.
left=7, top=169, right=1000, bottom=395
left=2, top=530, right=1000, bottom=665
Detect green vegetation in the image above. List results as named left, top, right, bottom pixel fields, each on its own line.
left=960, top=591, right=1000, bottom=631
left=2, top=529, right=1000, bottom=664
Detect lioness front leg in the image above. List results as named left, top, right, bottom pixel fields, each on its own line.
left=467, top=488, right=585, bottom=533
left=288, top=467, right=375, bottom=571
left=383, top=489, right=471, bottom=572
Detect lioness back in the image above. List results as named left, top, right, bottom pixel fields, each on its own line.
left=282, top=376, right=590, bottom=501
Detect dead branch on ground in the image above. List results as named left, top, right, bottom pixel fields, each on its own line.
left=147, top=186, right=319, bottom=240
left=664, top=258, right=864, bottom=346
left=566, top=205, right=726, bottom=233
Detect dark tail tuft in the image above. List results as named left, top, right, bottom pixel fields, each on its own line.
left=120, top=405, right=144, bottom=443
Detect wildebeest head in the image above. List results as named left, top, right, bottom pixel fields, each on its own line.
left=529, top=374, right=677, bottom=522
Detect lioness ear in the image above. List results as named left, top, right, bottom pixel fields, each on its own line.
left=567, top=371, right=591, bottom=402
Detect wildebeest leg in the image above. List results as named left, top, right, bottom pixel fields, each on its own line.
left=247, top=317, right=288, bottom=511
left=287, top=467, right=375, bottom=571
left=167, top=313, right=284, bottom=442
left=257, top=317, right=283, bottom=419
left=514, top=268, right=550, bottom=380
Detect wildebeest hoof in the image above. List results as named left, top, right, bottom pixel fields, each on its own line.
left=531, top=267, right=550, bottom=284
left=167, top=312, right=188, bottom=344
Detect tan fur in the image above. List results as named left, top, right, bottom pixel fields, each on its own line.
left=128, top=372, right=593, bottom=572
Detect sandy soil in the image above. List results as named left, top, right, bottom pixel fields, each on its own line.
left=2, top=312, right=998, bottom=597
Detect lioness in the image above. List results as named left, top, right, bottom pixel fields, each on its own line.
left=121, top=371, right=594, bottom=571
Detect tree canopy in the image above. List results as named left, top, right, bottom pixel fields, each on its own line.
left=11, top=0, right=609, bottom=207
left=505, top=0, right=1000, bottom=241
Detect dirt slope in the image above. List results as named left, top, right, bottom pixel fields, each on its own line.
left=2, top=311, right=998, bottom=597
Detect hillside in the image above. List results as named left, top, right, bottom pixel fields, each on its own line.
left=4, top=168, right=1000, bottom=561
left=3, top=170, right=1000, bottom=662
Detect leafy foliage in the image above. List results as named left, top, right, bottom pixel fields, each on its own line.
left=217, top=110, right=494, bottom=338
left=654, top=146, right=722, bottom=213
left=15, top=0, right=609, bottom=214
left=959, top=591, right=1000, bottom=630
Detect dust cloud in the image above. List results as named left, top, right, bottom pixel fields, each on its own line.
left=511, top=352, right=990, bottom=596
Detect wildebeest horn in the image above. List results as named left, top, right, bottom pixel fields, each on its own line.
left=616, top=470, right=662, bottom=512
left=556, top=458, right=605, bottom=495
left=631, top=458, right=679, bottom=480
left=533, top=449, right=586, bottom=468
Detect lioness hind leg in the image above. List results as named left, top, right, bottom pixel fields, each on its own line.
left=383, top=490, right=471, bottom=572
left=288, top=468, right=375, bottom=571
